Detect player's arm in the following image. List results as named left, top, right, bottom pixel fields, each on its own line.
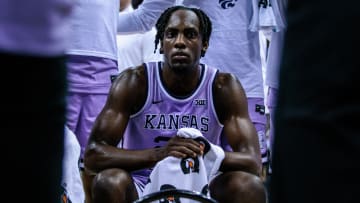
left=213, top=72, right=262, bottom=176
left=84, top=65, right=158, bottom=173
left=117, top=0, right=176, bottom=33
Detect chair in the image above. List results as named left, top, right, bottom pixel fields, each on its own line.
left=133, top=189, right=218, bottom=203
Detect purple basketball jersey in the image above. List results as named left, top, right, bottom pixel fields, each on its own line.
left=120, top=62, right=223, bottom=180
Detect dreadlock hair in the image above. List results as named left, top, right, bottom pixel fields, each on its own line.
left=154, top=5, right=212, bottom=57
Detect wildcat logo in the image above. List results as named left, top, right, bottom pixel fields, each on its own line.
left=219, top=0, right=238, bottom=9
left=180, top=157, right=200, bottom=174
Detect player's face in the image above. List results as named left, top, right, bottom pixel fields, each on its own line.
left=161, top=9, right=204, bottom=72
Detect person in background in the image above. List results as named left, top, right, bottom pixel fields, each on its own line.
left=264, top=0, right=287, bottom=176
left=269, top=1, right=360, bottom=203
left=258, top=28, right=271, bottom=177
left=65, top=0, right=120, bottom=193
left=84, top=5, right=266, bottom=203
left=264, top=0, right=288, bottom=181
left=0, top=0, right=74, bottom=202
left=117, top=0, right=163, bottom=72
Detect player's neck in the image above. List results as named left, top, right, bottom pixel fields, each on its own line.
left=161, top=63, right=202, bottom=97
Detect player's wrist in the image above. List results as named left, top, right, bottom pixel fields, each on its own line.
left=152, top=147, right=166, bottom=163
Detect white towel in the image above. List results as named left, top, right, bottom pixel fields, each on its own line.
left=61, top=126, right=85, bottom=203
left=142, top=128, right=225, bottom=201
left=176, top=128, right=225, bottom=181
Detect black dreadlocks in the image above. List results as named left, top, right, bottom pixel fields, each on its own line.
left=154, top=5, right=212, bottom=57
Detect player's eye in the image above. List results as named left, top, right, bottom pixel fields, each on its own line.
left=165, top=30, right=177, bottom=38
left=185, top=30, right=198, bottom=39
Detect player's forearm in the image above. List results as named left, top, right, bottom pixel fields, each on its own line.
left=84, top=142, right=163, bottom=173
left=220, top=151, right=262, bottom=176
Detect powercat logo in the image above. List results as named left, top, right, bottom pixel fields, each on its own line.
left=219, top=0, right=238, bottom=9
left=180, top=157, right=200, bottom=174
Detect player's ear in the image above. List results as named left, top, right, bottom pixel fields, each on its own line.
left=201, top=41, right=209, bottom=57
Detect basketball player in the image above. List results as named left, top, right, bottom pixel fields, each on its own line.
left=118, top=0, right=270, bottom=177
left=83, top=5, right=266, bottom=203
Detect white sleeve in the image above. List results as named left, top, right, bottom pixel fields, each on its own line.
left=117, top=0, right=176, bottom=33
left=141, top=28, right=163, bottom=63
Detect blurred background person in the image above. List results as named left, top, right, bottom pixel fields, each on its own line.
left=269, top=1, right=360, bottom=203
left=264, top=0, right=287, bottom=177
left=0, top=0, right=74, bottom=202
left=65, top=0, right=120, bottom=187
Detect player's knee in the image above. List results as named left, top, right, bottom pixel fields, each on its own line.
left=92, top=168, right=132, bottom=196
left=210, top=171, right=266, bottom=203
left=232, top=172, right=264, bottom=194
left=237, top=172, right=266, bottom=203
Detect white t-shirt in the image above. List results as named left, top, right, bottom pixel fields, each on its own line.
left=265, top=0, right=288, bottom=89
left=117, top=0, right=177, bottom=34
left=66, top=0, right=119, bottom=60
left=117, top=6, right=163, bottom=72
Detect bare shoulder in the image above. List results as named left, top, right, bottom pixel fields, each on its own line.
left=213, top=72, right=244, bottom=95
left=109, top=64, right=148, bottom=114
left=213, top=71, right=247, bottom=122
left=112, top=65, right=147, bottom=88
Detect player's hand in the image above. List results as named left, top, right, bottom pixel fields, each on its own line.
left=162, top=136, right=204, bottom=159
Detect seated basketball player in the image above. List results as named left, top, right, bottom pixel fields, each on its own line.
left=83, top=5, right=266, bottom=203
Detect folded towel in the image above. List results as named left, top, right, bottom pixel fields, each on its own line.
left=142, top=128, right=225, bottom=200
left=177, top=128, right=225, bottom=181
